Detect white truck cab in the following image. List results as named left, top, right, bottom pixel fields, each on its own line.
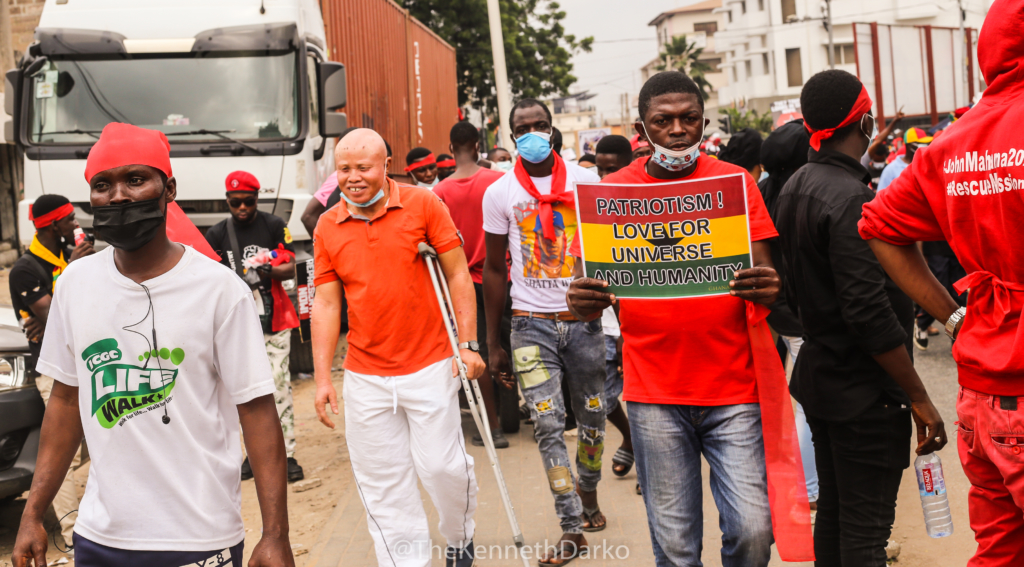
left=4, top=0, right=347, bottom=256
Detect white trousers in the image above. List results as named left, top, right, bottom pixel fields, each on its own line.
left=344, top=357, right=478, bottom=567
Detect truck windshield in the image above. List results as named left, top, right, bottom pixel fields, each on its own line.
left=27, top=51, right=299, bottom=144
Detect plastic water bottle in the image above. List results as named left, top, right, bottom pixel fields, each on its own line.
left=915, top=453, right=954, bottom=538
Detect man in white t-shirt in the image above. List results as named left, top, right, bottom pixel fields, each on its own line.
left=11, top=123, right=292, bottom=567
left=482, top=98, right=608, bottom=565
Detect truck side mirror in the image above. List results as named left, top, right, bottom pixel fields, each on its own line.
left=319, top=61, right=347, bottom=138
left=5, top=69, right=21, bottom=144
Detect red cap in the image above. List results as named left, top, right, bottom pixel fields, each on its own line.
left=84, top=123, right=172, bottom=183
left=225, top=170, right=260, bottom=193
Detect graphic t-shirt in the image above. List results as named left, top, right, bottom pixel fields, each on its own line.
left=9, top=248, right=68, bottom=362
left=434, top=168, right=504, bottom=284
left=569, top=157, right=778, bottom=405
left=205, top=211, right=295, bottom=325
left=36, top=246, right=275, bottom=551
left=482, top=162, right=600, bottom=312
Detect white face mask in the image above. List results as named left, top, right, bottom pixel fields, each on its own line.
left=863, top=114, right=878, bottom=142
left=641, top=120, right=705, bottom=172
left=417, top=178, right=438, bottom=189
left=494, top=161, right=514, bottom=172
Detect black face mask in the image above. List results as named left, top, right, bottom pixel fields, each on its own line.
left=92, top=194, right=165, bottom=251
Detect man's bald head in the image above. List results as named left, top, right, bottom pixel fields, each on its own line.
left=335, top=128, right=391, bottom=209
left=335, top=128, right=388, bottom=164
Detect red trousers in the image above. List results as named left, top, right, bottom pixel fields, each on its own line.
left=958, top=386, right=1024, bottom=566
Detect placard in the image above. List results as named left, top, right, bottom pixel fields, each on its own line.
left=573, top=174, right=752, bottom=299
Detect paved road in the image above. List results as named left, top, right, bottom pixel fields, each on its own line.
left=305, top=333, right=976, bottom=567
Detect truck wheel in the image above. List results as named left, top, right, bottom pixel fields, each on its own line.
left=289, top=329, right=314, bottom=374
left=499, top=381, right=520, bottom=434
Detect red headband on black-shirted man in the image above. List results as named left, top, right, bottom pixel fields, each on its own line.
left=804, top=85, right=873, bottom=151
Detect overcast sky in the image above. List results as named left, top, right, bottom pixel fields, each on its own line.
left=560, top=0, right=700, bottom=123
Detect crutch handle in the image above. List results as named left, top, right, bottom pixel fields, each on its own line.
left=417, top=242, right=438, bottom=258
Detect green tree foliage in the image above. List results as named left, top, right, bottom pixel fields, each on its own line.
left=401, top=0, right=593, bottom=117
left=654, top=35, right=714, bottom=97
left=723, top=107, right=773, bottom=136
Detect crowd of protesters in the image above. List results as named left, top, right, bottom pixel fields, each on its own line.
left=9, top=1, right=1024, bottom=566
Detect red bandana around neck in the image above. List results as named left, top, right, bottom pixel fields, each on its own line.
left=513, top=154, right=570, bottom=241
left=804, top=85, right=873, bottom=151
left=404, top=154, right=436, bottom=172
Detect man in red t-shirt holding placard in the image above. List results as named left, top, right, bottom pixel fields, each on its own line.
left=567, top=72, right=791, bottom=567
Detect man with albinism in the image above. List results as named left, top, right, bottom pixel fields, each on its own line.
left=311, top=128, right=485, bottom=567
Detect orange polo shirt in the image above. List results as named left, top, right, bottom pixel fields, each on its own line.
left=313, top=179, right=463, bottom=376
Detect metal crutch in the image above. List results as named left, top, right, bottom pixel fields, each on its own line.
left=418, top=242, right=530, bottom=567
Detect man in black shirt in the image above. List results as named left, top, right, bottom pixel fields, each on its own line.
left=206, top=171, right=304, bottom=482
left=9, top=193, right=93, bottom=549
left=774, top=70, right=947, bottom=565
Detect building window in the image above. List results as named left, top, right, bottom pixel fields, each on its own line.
left=694, top=21, right=718, bottom=34
left=704, top=57, right=723, bottom=70
left=842, top=44, right=856, bottom=64
left=825, top=44, right=858, bottom=65
left=741, top=1, right=747, bottom=14
left=731, top=67, right=737, bottom=83
left=758, top=0, right=764, bottom=10
left=727, top=10, right=732, bottom=23
left=786, top=48, right=802, bottom=87
left=745, top=60, right=752, bottom=80
left=781, top=0, right=797, bottom=21
left=762, top=53, right=770, bottom=75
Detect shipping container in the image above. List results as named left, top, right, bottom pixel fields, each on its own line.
left=322, top=0, right=459, bottom=177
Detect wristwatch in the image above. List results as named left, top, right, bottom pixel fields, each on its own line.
left=945, top=306, right=966, bottom=339
left=458, top=341, right=480, bottom=353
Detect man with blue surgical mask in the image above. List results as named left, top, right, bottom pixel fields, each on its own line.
left=481, top=98, right=607, bottom=565
left=566, top=72, right=786, bottom=567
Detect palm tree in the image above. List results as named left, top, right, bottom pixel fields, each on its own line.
left=723, top=107, right=773, bottom=136
left=654, top=35, right=715, bottom=97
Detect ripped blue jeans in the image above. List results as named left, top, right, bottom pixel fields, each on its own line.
left=511, top=315, right=607, bottom=534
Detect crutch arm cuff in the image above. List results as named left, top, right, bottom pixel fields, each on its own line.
left=417, top=241, right=438, bottom=258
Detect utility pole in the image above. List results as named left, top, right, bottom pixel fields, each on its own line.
left=485, top=0, right=513, bottom=151
left=825, top=0, right=835, bottom=69
left=620, top=93, right=629, bottom=136
left=958, top=0, right=968, bottom=105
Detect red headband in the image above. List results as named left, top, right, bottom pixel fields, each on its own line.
left=85, top=123, right=172, bottom=182
left=436, top=158, right=456, bottom=168
left=804, top=85, right=873, bottom=150
left=30, top=202, right=74, bottom=229
left=404, top=153, right=436, bottom=172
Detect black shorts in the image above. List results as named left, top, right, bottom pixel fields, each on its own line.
left=72, top=532, right=244, bottom=567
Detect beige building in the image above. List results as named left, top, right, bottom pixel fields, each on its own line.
left=640, top=0, right=727, bottom=127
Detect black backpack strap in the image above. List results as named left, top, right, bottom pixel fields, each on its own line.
left=225, top=220, right=245, bottom=279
